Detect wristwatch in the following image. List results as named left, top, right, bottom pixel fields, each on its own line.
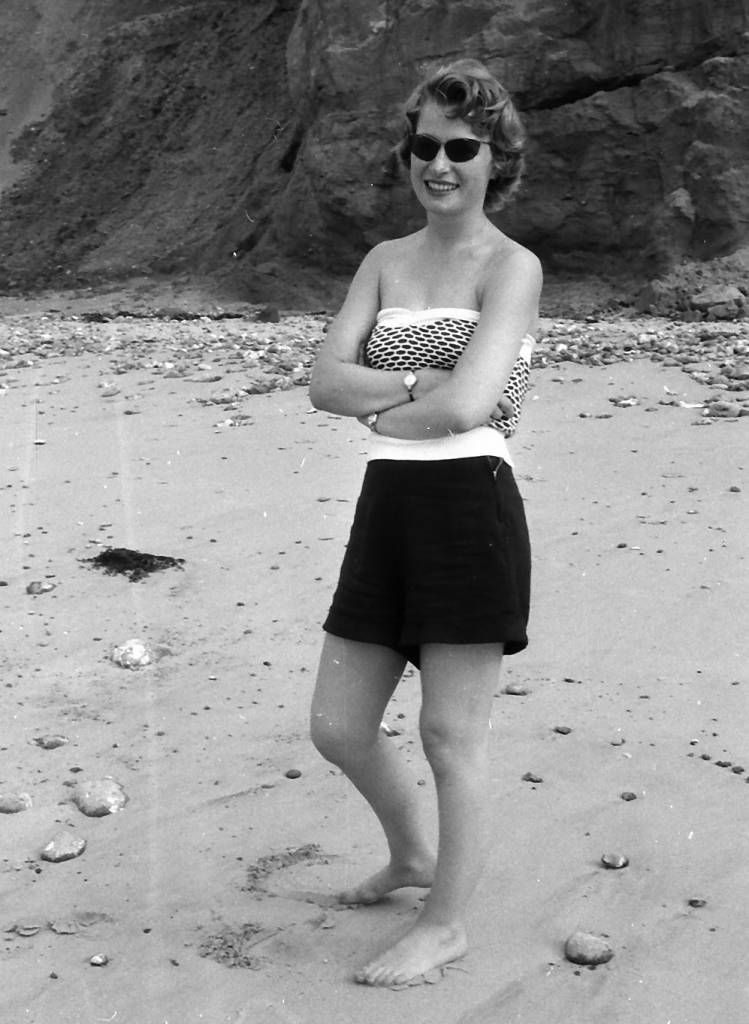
left=403, top=370, right=417, bottom=401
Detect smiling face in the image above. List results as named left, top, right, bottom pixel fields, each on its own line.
left=409, top=100, right=495, bottom=217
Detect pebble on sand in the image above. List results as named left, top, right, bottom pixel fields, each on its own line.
left=72, top=778, right=128, bottom=816
left=503, top=683, right=530, bottom=696
left=33, top=734, right=69, bottom=750
left=564, top=931, right=615, bottom=966
left=26, top=581, right=56, bottom=595
left=41, top=830, right=87, bottom=862
left=620, top=791, right=638, bottom=801
left=111, top=638, right=152, bottom=668
left=285, top=769, right=302, bottom=779
left=688, top=898, right=708, bottom=908
left=0, top=792, right=33, bottom=814
left=522, top=771, right=544, bottom=784
left=601, top=853, right=630, bottom=869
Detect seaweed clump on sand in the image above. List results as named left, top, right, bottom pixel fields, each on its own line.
left=86, top=547, right=185, bottom=582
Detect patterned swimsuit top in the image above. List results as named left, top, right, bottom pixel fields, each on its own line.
left=364, top=307, right=534, bottom=438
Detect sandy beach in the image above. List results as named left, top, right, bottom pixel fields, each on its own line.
left=1, top=290, right=748, bottom=1024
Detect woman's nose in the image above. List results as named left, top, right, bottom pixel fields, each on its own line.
left=429, top=146, right=451, bottom=171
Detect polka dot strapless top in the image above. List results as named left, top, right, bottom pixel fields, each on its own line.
left=364, top=307, right=534, bottom=438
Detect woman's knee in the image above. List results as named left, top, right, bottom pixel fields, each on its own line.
left=310, top=710, right=377, bottom=767
left=419, top=715, right=488, bottom=776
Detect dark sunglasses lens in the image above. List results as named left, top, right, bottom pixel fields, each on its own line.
left=444, top=139, right=482, bottom=162
left=410, top=135, right=483, bottom=163
left=410, top=135, right=440, bottom=161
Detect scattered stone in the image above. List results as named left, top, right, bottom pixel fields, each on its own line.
left=380, top=721, right=401, bottom=736
left=610, top=736, right=626, bottom=746
left=89, top=954, right=110, bottom=966
left=522, top=772, right=544, bottom=784
left=564, top=931, right=614, bottom=966
left=620, top=791, right=638, bottom=801
left=687, top=898, right=707, bottom=908
left=41, top=830, right=87, bottom=863
left=503, top=682, right=530, bottom=696
left=26, top=580, right=56, bottom=595
left=553, top=725, right=572, bottom=735
left=111, top=638, right=151, bottom=668
left=705, top=400, right=742, bottom=418
left=284, top=769, right=302, bottom=780
left=33, top=734, right=69, bottom=750
left=49, top=919, right=80, bottom=935
left=0, top=792, right=33, bottom=814
left=601, top=853, right=630, bottom=869
left=8, top=921, right=45, bottom=937
left=72, top=778, right=128, bottom=817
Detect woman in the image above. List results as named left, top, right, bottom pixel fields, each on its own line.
left=308, top=58, right=541, bottom=987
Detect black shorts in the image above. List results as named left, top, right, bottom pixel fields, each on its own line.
left=323, top=456, right=531, bottom=667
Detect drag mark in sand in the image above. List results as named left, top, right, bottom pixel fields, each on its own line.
left=241, top=843, right=330, bottom=894
left=198, top=921, right=282, bottom=969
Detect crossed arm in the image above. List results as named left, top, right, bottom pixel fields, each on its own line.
left=309, top=244, right=542, bottom=440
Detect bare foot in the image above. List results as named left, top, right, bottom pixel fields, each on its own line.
left=337, top=857, right=436, bottom=905
left=355, top=920, right=468, bottom=987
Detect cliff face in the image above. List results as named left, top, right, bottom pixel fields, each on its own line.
left=1, top=0, right=748, bottom=297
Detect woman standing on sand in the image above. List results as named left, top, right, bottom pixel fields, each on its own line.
left=308, top=58, right=541, bottom=987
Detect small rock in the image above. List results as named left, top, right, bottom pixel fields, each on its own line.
left=706, top=400, right=742, bottom=418
left=522, top=771, right=544, bottom=784
left=285, top=769, right=302, bottom=780
left=49, top=919, right=80, bottom=935
left=503, top=682, right=530, bottom=696
left=687, top=898, right=707, bottom=908
left=9, top=921, right=45, bottom=937
left=601, top=853, right=629, bottom=869
left=564, top=931, right=614, bottom=966
left=90, top=954, right=110, bottom=967
left=41, top=830, right=87, bottom=863
left=0, top=792, right=33, bottom=814
left=553, top=725, right=572, bottom=735
left=72, top=778, right=128, bottom=817
left=111, top=638, right=151, bottom=668
left=620, top=791, right=638, bottom=801
left=26, top=581, right=56, bottom=595
left=256, top=304, right=281, bottom=323
left=33, top=735, right=69, bottom=750
left=380, top=721, right=401, bottom=736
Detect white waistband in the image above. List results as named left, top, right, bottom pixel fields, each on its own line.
left=367, top=426, right=513, bottom=466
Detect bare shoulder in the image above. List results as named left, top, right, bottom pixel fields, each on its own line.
left=486, top=237, right=542, bottom=287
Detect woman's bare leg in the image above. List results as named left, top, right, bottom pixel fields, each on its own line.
left=355, top=641, right=502, bottom=986
left=310, top=635, right=436, bottom=903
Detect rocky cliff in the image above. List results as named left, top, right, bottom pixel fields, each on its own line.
left=1, top=0, right=748, bottom=303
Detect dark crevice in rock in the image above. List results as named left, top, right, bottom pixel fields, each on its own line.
left=530, top=40, right=740, bottom=110
left=279, top=121, right=306, bottom=172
